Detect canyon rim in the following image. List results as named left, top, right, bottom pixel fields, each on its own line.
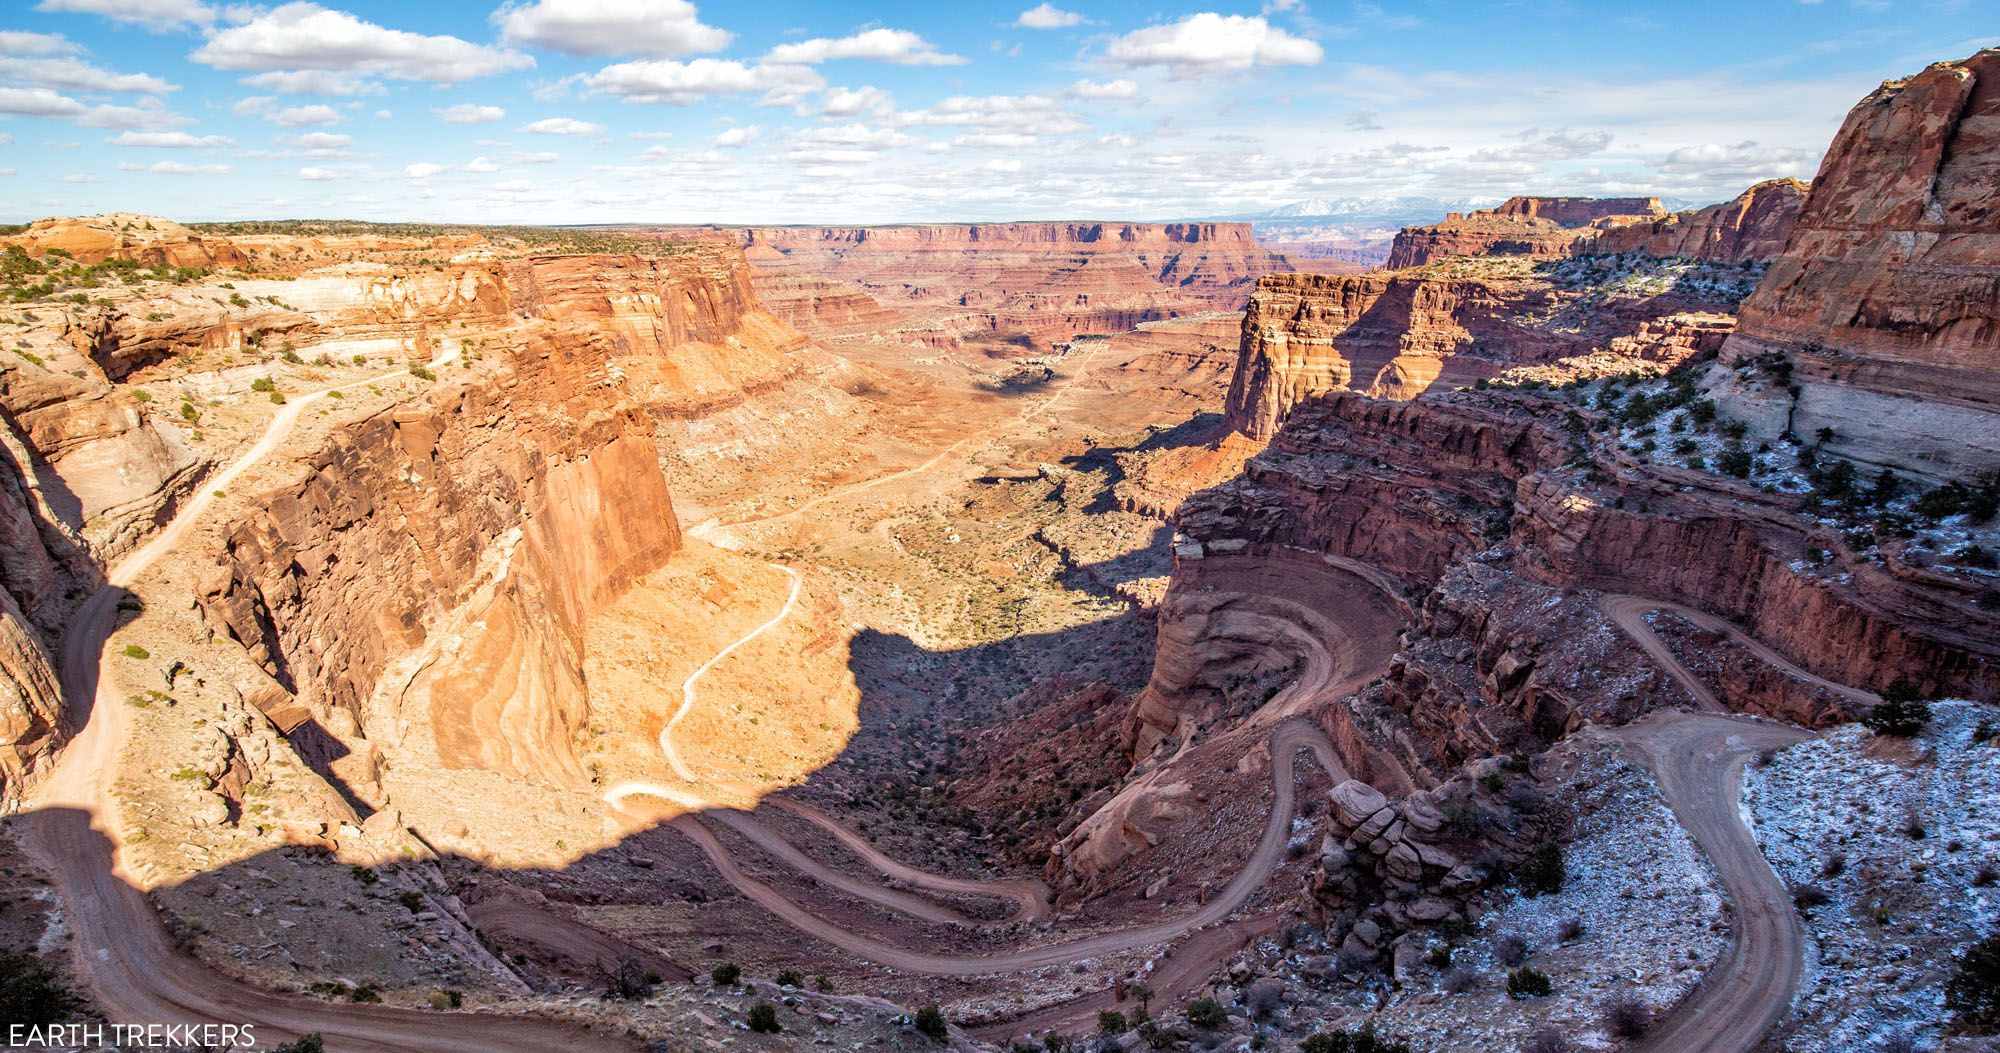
left=0, top=5, right=1996, bottom=1053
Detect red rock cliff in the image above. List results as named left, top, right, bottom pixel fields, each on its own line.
left=1591, top=180, right=1805, bottom=263
left=1387, top=197, right=1668, bottom=269
left=196, top=248, right=799, bottom=789
left=1711, top=48, right=2000, bottom=482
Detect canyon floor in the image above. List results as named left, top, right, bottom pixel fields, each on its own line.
left=5, top=57, right=2000, bottom=1049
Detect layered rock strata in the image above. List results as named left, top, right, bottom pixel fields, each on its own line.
left=1708, top=48, right=2000, bottom=483
left=1386, top=197, right=1667, bottom=269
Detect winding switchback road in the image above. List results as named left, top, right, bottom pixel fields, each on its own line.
left=1603, top=594, right=1860, bottom=1053
left=21, top=352, right=641, bottom=1052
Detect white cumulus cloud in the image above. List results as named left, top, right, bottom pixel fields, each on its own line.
left=191, top=3, right=532, bottom=87
left=587, top=58, right=823, bottom=107
left=1016, top=3, right=1085, bottom=28
left=520, top=116, right=603, bottom=135
left=269, top=104, right=342, bottom=126
left=493, top=0, right=730, bottom=57
left=1105, top=13, right=1322, bottom=73
left=110, top=130, right=232, bottom=147
left=402, top=161, right=445, bottom=179
left=34, top=0, right=217, bottom=31
left=713, top=125, right=759, bottom=148
left=434, top=103, right=506, bottom=124
left=119, top=159, right=230, bottom=174
left=766, top=29, right=966, bottom=67
left=297, top=165, right=341, bottom=179
left=1067, top=78, right=1138, bottom=100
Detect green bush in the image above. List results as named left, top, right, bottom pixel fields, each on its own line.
left=250, top=376, right=274, bottom=392
left=1949, top=926, right=2000, bottom=1028
left=1506, top=967, right=1553, bottom=998
left=1300, top=1023, right=1412, bottom=1053
left=1186, top=996, right=1227, bottom=1029
left=1518, top=842, right=1565, bottom=897
left=747, top=1002, right=780, bottom=1034
left=270, top=1037, right=325, bottom=1053
left=775, top=968, right=803, bottom=988
left=120, top=644, right=149, bottom=660
left=1098, top=1010, right=1127, bottom=1034
left=914, top=1005, right=948, bottom=1042
left=1863, top=680, right=1931, bottom=737
left=711, top=962, right=740, bottom=986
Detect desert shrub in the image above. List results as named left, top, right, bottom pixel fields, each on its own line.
left=914, top=1005, right=948, bottom=1042
left=1520, top=1029, right=1570, bottom=1053
left=1425, top=945, right=1453, bottom=970
left=120, top=644, right=150, bottom=660
left=775, top=968, right=803, bottom=988
left=250, top=376, right=274, bottom=392
left=1517, top=842, right=1565, bottom=896
left=1557, top=917, right=1586, bottom=942
left=815, top=974, right=834, bottom=992
left=1792, top=882, right=1831, bottom=911
left=1300, top=1023, right=1411, bottom=1053
left=1098, top=1010, right=1127, bottom=1034
left=1821, top=851, right=1847, bottom=878
left=1186, top=996, right=1227, bottom=1029
left=349, top=865, right=378, bottom=885
left=1505, top=967, right=1553, bottom=999
left=1244, top=977, right=1284, bottom=1017
left=711, top=962, right=740, bottom=986
left=748, top=1002, right=780, bottom=1034
left=350, top=985, right=381, bottom=1003
left=1602, top=994, right=1652, bottom=1038
left=1947, top=926, right=2000, bottom=1028
left=0, top=953, right=78, bottom=1027
left=398, top=891, right=423, bottom=912
left=1864, top=680, right=1931, bottom=737
left=1442, top=966, right=1481, bottom=994
left=270, top=1038, right=325, bottom=1053
left=1493, top=933, right=1529, bottom=967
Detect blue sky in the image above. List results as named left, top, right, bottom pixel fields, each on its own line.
left=0, top=0, right=1992, bottom=224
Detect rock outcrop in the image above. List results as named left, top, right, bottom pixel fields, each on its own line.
left=1590, top=180, right=1806, bottom=263
left=196, top=249, right=798, bottom=790
left=1386, top=197, right=1667, bottom=269
left=1221, top=261, right=1751, bottom=439
left=1708, top=48, right=2000, bottom=483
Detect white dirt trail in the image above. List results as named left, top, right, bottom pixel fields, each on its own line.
left=19, top=350, right=640, bottom=1053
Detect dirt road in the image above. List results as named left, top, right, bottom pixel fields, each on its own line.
left=1600, top=594, right=1877, bottom=710
left=20, top=351, right=640, bottom=1052
left=1611, top=711, right=1812, bottom=1053
left=1602, top=593, right=1861, bottom=1053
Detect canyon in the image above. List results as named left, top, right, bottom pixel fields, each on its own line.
left=0, top=44, right=1994, bottom=1053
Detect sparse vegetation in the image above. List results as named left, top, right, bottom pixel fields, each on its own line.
left=914, top=1005, right=948, bottom=1042
left=1947, top=926, right=2000, bottom=1029
left=1863, top=680, right=1932, bottom=737
left=120, top=644, right=149, bottom=660
left=1516, top=842, right=1565, bottom=896
left=748, top=1002, right=781, bottom=1033
left=710, top=962, right=740, bottom=986
left=1185, top=996, right=1227, bottom=1029
left=0, top=952, right=80, bottom=1027
left=1300, top=1023, right=1412, bottom=1053
left=1505, top=966, right=1553, bottom=998
left=1603, top=994, right=1652, bottom=1038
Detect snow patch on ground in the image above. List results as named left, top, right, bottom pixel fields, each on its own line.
left=1363, top=742, right=1726, bottom=1050
left=1745, top=701, right=2000, bottom=1050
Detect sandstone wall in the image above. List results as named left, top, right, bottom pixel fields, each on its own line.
left=195, top=248, right=796, bottom=789
left=1221, top=270, right=1736, bottom=439
left=1387, top=196, right=1667, bottom=269
left=1179, top=391, right=1996, bottom=723
left=1590, top=180, right=1805, bottom=264
left=1713, top=49, right=2000, bottom=482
